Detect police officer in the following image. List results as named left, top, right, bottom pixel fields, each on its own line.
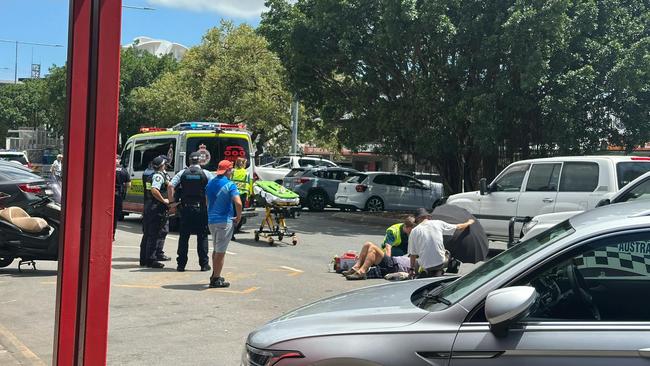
left=142, top=156, right=171, bottom=268
left=139, top=161, right=156, bottom=266
left=114, top=154, right=131, bottom=241
left=168, top=152, right=214, bottom=272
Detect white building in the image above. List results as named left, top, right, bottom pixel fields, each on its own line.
left=124, top=36, right=188, bottom=61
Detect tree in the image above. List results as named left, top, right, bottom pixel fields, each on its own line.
left=260, top=0, right=650, bottom=193
left=131, top=22, right=294, bottom=159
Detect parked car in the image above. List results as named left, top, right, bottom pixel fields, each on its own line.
left=447, top=156, right=650, bottom=241
left=518, top=170, right=650, bottom=243
left=244, top=200, right=650, bottom=365
left=0, top=150, right=31, bottom=170
left=282, top=167, right=360, bottom=211
left=335, top=172, right=443, bottom=212
left=255, top=155, right=337, bottom=183
left=0, top=162, right=54, bottom=208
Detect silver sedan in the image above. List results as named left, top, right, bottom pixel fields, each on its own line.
left=243, top=199, right=650, bottom=365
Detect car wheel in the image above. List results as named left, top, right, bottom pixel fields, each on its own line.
left=307, top=191, right=327, bottom=212
left=365, top=197, right=384, bottom=212
left=0, top=257, right=14, bottom=268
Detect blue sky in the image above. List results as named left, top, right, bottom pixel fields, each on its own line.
left=0, top=0, right=264, bottom=81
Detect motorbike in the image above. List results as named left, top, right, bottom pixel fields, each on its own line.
left=0, top=191, right=61, bottom=271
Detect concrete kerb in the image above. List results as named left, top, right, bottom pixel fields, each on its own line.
left=330, top=212, right=412, bottom=228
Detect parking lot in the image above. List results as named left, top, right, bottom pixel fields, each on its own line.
left=0, top=209, right=490, bottom=365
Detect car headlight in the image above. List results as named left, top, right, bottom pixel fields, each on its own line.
left=242, top=344, right=304, bottom=366
left=521, top=219, right=538, bottom=236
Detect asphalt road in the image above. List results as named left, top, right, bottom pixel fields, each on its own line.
left=0, top=209, right=491, bottom=365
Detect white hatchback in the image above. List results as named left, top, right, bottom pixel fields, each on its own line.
left=334, top=172, right=442, bottom=211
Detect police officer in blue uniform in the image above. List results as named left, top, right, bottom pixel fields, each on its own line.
left=168, top=152, right=214, bottom=272
left=139, top=161, right=156, bottom=266
left=142, top=156, right=171, bottom=268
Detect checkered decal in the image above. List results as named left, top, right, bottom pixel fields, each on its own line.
left=575, top=247, right=650, bottom=276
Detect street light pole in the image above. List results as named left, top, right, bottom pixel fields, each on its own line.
left=0, top=39, right=64, bottom=82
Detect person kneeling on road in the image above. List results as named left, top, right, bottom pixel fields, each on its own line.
left=344, top=216, right=416, bottom=280
left=408, top=208, right=474, bottom=278
left=206, top=160, right=242, bottom=288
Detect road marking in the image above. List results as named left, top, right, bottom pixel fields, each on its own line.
left=268, top=266, right=303, bottom=277
left=209, top=286, right=259, bottom=294
left=0, top=323, right=46, bottom=366
left=0, top=300, right=17, bottom=305
left=112, top=244, right=237, bottom=255
left=279, top=265, right=303, bottom=273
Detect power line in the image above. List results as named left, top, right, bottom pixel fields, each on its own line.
left=0, top=39, right=63, bottom=82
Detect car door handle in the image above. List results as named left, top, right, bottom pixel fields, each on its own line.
left=507, top=197, right=517, bottom=202
left=639, top=348, right=650, bottom=358
left=542, top=198, right=554, bottom=203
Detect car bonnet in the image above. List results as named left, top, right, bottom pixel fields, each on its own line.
left=247, top=278, right=444, bottom=348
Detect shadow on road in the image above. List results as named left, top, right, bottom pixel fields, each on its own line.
left=161, top=283, right=208, bottom=291
left=0, top=268, right=58, bottom=277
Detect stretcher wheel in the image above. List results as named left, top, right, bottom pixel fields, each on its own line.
left=254, top=232, right=259, bottom=242
left=292, top=238, right=298, bottom=246
left=268, top=238, right=274, bottom=246
left=278, top=233, right=284, bottom=241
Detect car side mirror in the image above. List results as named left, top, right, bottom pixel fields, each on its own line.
left=479, top=178, right=488, bottom=195
left=596, top=198, right=610, bottom=207
left=485, top=286, right=537, bottom=337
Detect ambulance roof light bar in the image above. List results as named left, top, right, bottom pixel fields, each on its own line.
left=139, top=127, right=170, bottom=133
left=171, top=121, right=247, bottom=132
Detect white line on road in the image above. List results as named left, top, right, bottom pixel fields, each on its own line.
left=112, top=245, right=237, bottom=255
left=279, top=265, right=303, bottom=273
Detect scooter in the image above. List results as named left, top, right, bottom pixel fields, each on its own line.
left=0, top=191, right=61, bottom=271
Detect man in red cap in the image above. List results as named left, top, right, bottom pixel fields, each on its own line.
left=205, top=159, right=242, bottom=288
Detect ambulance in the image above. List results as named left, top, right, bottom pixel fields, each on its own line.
left=119, top=122, right=257, bottom=221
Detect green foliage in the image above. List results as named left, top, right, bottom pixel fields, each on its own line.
left=131, top=22, right=294, bottom=157
left=260, top=0, right=650, bottom=192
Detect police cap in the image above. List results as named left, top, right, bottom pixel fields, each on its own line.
left=189, top=152, right=201, bottom=164
left=152, top=155, right=168, bottom=168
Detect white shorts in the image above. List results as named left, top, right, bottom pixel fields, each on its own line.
left=209, top=222, right=233, bottom=253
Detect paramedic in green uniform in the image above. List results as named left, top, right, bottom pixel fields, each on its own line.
left=381, top=217, right=415, bottom=257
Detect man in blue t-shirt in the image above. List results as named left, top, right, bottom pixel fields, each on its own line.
left=206, top=159, right=242, bottom=288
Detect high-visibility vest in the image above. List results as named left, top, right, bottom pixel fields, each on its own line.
left=385, top=223, right=404, bottom=248
left=232, top=168, right=251, bottom=195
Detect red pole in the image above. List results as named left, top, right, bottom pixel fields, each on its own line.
left=54, top=0, right=122, bottom=364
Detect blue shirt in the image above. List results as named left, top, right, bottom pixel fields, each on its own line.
left=206, top=175, right=239, bottom=224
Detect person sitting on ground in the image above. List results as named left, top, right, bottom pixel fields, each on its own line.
left=408, top=208, right=474, bottom=279
left=343, top=243, right=412, bottom=280
left=344, top=216, right=416, bottom=280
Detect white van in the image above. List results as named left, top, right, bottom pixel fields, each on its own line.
left=446, top=156, right=650, bottom=241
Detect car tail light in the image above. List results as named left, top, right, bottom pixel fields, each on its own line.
left=18, top=183, right=43, bottom=194
left=631, top=157, right=650, bottom=161
left=295, top=177, right=311, bottom=184
left=253, top=172, right=260, bottom=181
left=355, top=184, right=367, bottom=192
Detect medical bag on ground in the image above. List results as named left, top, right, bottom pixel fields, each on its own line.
left=332, top=251, right=358, bottom=273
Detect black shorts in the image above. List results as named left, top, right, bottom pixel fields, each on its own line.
left=377, top=255, right=398, bottom=275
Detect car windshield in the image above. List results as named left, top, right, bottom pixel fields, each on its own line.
left=425, top=220, right=575, bottom=311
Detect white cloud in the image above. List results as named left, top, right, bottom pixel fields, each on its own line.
left=147, top=0, right=266, bottom=19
